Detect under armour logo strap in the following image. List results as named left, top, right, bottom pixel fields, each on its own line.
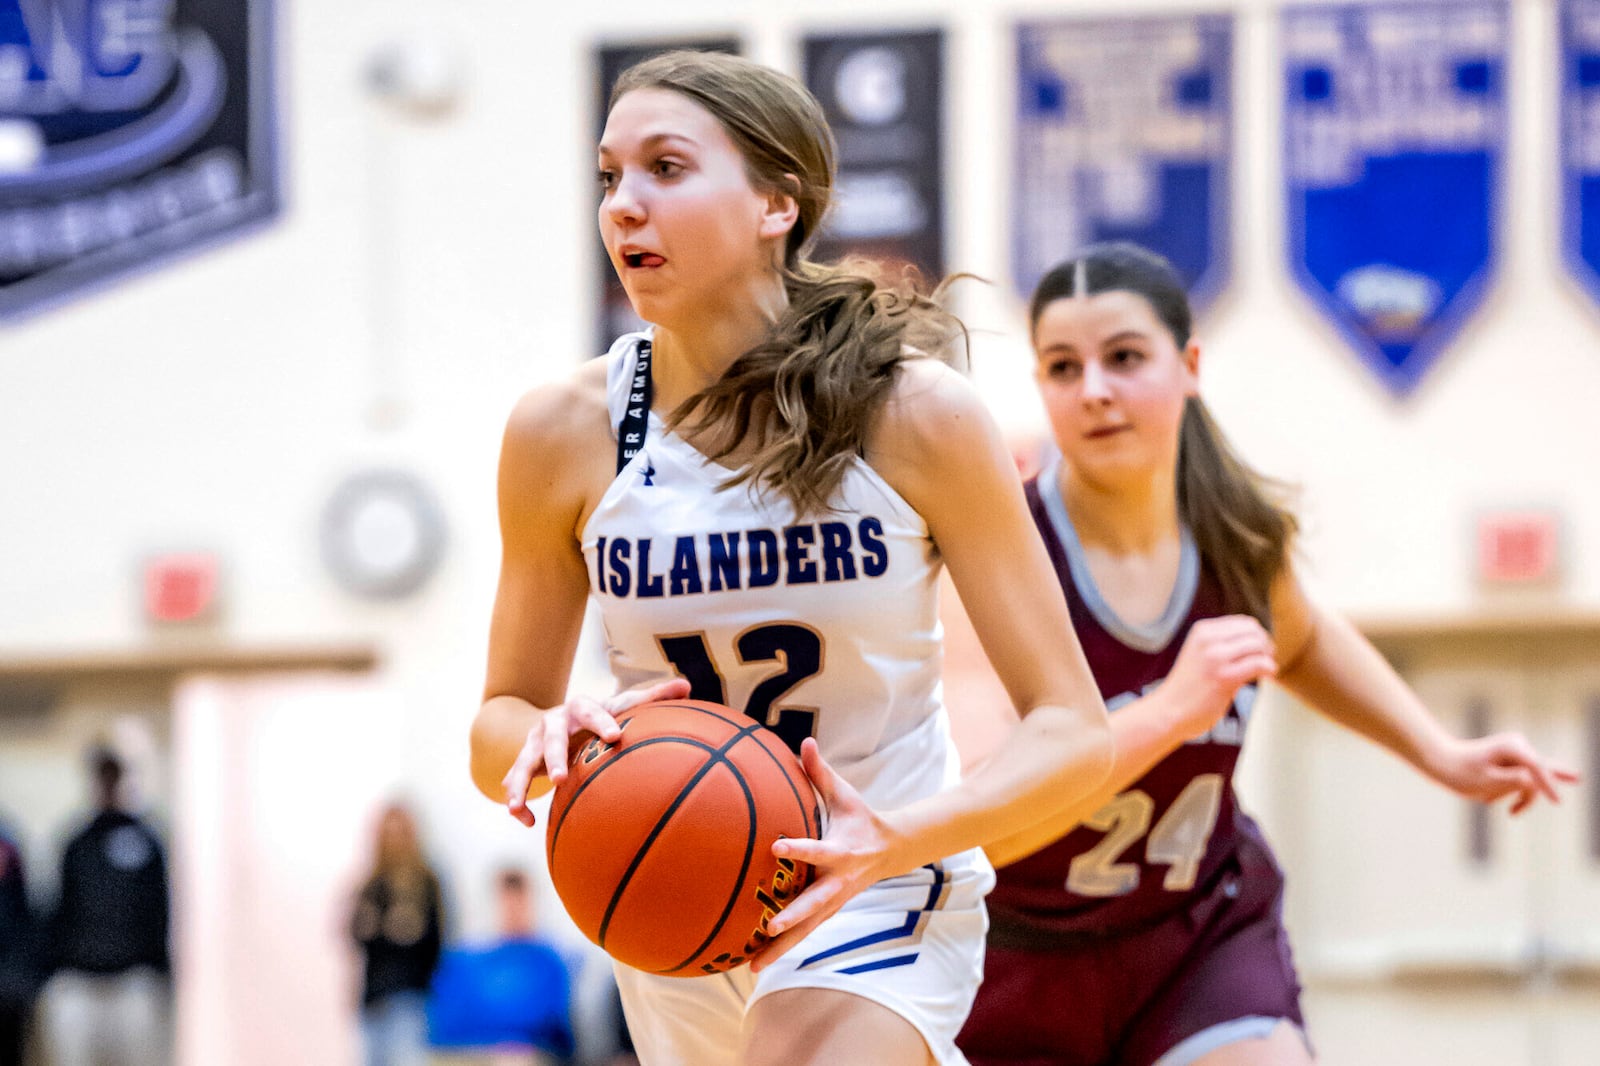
left=616, top=338, right=653, bottom=475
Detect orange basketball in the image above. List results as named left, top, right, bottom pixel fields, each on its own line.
left=545, top=699, right=819, bottom=977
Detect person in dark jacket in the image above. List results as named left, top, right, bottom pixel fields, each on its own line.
left=0, top=822, right=41, bottom=1066
left=41, top=746, right=171, bottom=1066
left=352, top=800, right=446, bottom=1066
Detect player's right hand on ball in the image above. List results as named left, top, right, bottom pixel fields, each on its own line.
left=753, top=738, right=899, bottom=970
left=501, top=676, right=692, bottom=827
left=1161, top=615, right=1277, bottom=741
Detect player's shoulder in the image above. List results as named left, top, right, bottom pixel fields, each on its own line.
left=502, top=355, right=613, bottom=462
left=866, top=356, right=1008, bottom=518
left=876, top=356, right=992, bottom=454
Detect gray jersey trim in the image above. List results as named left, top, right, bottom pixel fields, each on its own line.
left=1036, top=456, right=1199, bottom=654
left=1151, top=1015, right=1309, bottom=1066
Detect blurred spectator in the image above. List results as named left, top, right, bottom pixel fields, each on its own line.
left=0, top=819, right=41, bottom=1066
left=429, top=866, right=574, bottom=1065
left=572, top=972, right=638, bottom=1066
left=351, top=801, right=445, bottom=1066
left=40, top=746, right=171, bottom=1066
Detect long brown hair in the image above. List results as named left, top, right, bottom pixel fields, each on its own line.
left=366, top=801, right=436, bottom=888
left=1028, top=242, right=1297, bottom=625
left=610, top=51, right=964, bottom=516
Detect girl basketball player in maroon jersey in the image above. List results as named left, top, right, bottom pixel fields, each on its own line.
left=470, top=52, right=1112, bottom=1066
left=954, top=242, right=1576, bottom=1066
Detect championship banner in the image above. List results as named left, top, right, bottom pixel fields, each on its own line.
left=1560, top=0, right=1600, bottom=306
left=1014, top=15, right=1233, bottom=309
left=1284, top=2, right=1507, bottom=395
left=0, top=0, right=280, bottom=320
left=803, top=29, right=944, bottom=286
left=594, top=37, right=741, bottom=356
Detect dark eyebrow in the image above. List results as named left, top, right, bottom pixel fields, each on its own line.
left=1102, top=330, right=1151, bottom=347
left=597, top=132, right=699, bottom=159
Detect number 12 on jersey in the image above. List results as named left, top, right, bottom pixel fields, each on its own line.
left=656, top=624, right=822, bottom=755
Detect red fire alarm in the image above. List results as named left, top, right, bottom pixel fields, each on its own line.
left=143, top=552, right=220, bottom=623
left=1476, top=510, right=1560, bottom=585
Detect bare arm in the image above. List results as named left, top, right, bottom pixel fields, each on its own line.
left=469, top=379, right=602, bottom=804
left=982, top=614, right=1276, bottom=866
left=758, top=362, right=1114, bottom=957
left=877, top=362, right=1114, bottom=865
left=469, top=368, right=692, bottom=823
left=1271, top=566, right=1575, bottom=812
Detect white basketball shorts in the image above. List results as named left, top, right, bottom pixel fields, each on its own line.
left=613, top=853, right=994, bottom=1066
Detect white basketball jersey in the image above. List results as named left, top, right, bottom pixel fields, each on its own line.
left=581, top=332, right=965, bottom=817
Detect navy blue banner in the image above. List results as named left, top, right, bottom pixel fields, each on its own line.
left=0, top=0, right=280, bottom=320
left=803, top=29, right=945, bottom=286
left=594, top=37, right=741, bottom=355
left=1561, top=1, right=1600, bottom=307
left=1014, top=15, right=1233, bottom=309
left=1284, top=2, right=1507, bottom=395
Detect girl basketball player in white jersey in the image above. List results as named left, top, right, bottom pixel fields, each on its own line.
left=469, top=52, right=1114, bottom=1066
left=952, top=242, right=1577, bottom=1066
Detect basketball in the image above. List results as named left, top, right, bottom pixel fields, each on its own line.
left=545, top=699, right=820, bottom=977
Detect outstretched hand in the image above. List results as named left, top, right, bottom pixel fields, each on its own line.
left=749, top=738, right=900, bottom=972
left=500, top=676, right=692, bottom=826
left=1431, top=732, right=1579, bottom=815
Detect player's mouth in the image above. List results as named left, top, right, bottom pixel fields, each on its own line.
left=1085, top=424, right=1131, bottom=439
left=621, top=247, right=666, bottom=269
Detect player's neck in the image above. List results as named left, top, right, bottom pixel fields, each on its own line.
left=1059, top=463, right=1181, bottom=557
left=650, top=276, right=787, bottom=412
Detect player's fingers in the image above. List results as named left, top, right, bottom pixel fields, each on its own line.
left=756, top=875, right=848, bottom=956
left=1509, top=788, right=1536, bottom=816
left=1490, top=735, right=1563, bottom=804
left=770, top=835, right=833, bottom=867
left=1214, top=628, right=1277, bottom=661
left=1219, top=653, right=1278, bottom=685
left=749, top=911, right=826, bottom=970
left=1529, top=760, right=1563, bottom=805
left=797, top=737, right=844, bottom=809
left=569, top=696, right=624, bottom=745
left=606, top=677, right=692, bottom=718
left=501, top=739, right=541, bottom=827
left=1552, top=765, right=1582, bottom=784
left=1484, top=764, right=1535, bottom=799
left=542, top=707, right=577, bottom=786
left=1200, top=636, right=1274, bottom=680
left=1201, top=615, right=1275, bottom=649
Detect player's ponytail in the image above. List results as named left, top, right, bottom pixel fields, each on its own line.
left=611, top=51, right=963, bottom=516
left=1176, top=398, right=1297, bottom=626
left=1031, top=242, right=1297, bottom=625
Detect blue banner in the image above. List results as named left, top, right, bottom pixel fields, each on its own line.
left=1284, top=2, right=1507, bottom=395
left=0, top=0, right=280, bottom=320
left=1561, top=0, right=1600, bottom=306
left=1014, top=15, right=1233, bottom=309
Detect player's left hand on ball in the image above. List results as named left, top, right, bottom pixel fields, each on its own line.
left=750, top=738, right=897, bottom=972
left=1434, top=731, right=1580, bottom=815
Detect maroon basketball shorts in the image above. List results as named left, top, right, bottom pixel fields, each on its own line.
left=958, top=837, right=1305, bottom=1066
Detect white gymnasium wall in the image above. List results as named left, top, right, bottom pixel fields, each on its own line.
left=1, top=0, right=1596, bottom=994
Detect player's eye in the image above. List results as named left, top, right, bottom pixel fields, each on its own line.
left=651, top=158, right=684, bottom=178
left=597, top=168, right=617, bottom=191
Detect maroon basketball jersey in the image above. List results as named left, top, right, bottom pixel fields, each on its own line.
left=987, top=464, right=1275, bottom=936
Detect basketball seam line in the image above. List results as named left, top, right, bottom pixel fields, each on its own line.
left=546, top=702, right=750, bottom=870
left=593, top=721, right=765, bottom=963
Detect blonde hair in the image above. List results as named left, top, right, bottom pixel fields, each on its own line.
left=611, top=51, right=964, bottom=516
